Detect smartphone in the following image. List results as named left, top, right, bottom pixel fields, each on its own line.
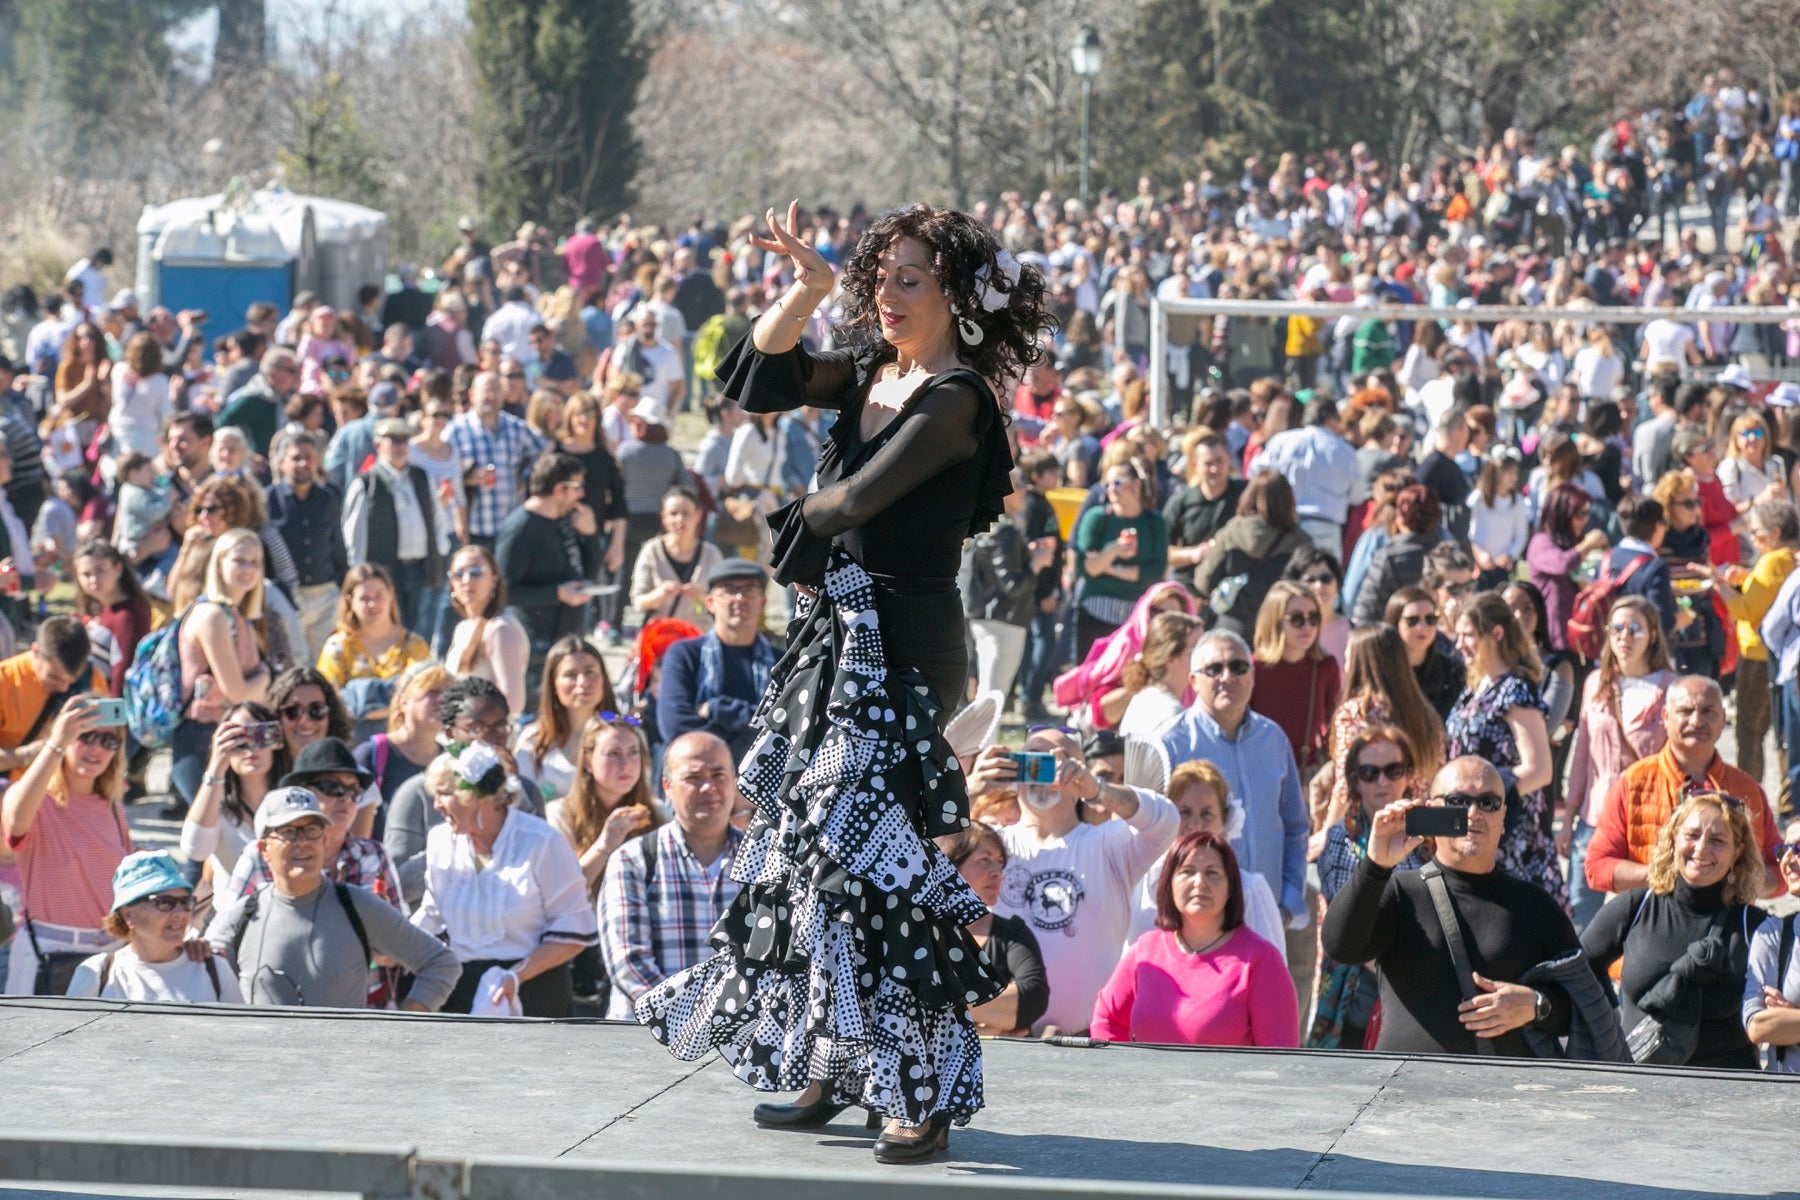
left=1405, top=805, right=1468, bottom=839
left=90, top=698, right=129, bottom=728
left=1011, top=751, right=1057, bottom=786
left=245, top=721, right=284, bottom=750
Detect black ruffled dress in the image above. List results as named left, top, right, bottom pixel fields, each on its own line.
left=636, top=337, right=1013, bottom=1126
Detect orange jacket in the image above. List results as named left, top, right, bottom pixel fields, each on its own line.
left=1585, top=744, right=1782, bottom=895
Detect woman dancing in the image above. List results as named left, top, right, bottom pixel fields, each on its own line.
left=637, top=202, right=1051, bottom=1163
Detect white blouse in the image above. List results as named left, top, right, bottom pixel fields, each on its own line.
left=514, top=722, right=578, bottom=805
left=411, top=808, right=598, bottom=963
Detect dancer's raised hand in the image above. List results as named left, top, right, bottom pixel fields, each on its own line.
left=749, top=200, right=832, bottom=295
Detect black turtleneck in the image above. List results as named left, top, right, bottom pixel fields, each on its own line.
left=1582, top=879, right=1765, bottom=1070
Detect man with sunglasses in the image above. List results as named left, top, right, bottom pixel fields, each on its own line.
left=1322, top=756, right=1598, bottom=1057
left=1421, top=542, right=1478, bottom=633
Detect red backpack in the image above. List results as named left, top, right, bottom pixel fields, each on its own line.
left=1566, top=553, right=1649, bottom=661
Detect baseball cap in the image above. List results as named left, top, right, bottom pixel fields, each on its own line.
left=368, top=381, right=403, bottom=411
left=458, top=215, right=479, bottom=233
left=253, top=786, right=329, bottom=837
left=109, top=851, right=191, bottom=912
left=631, top=397, right=670, bottom=427
left=107, top=289, right=138, bottom=312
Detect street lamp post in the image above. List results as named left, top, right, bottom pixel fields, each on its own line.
left=1071, top=26, right=1103, bottom=212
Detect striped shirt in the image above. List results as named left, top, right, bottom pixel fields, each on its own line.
left=447, top=411, right=546, bottom=538
left=3, top=790, right=131, bottom=928
left=598, top=822, right=742, bottom=1018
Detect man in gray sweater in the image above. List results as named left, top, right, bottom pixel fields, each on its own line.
left=205, top=788, right=459, bottom=1010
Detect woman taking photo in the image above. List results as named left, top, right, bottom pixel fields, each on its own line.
left=516, top=634, right=621, bottom=804
left=316, top=563, right=432, bottom=738
left=1090, top=831, right=1298, bottom=1048
left=1282, top=547, right=1350, bottom=669
left=1446, top=591, right=1565, bottom=910
left=179, top=701, right=291, bottom=897
left=1, top=698, right=129, bottom=994
left=1582, top=791, right=1765, bottom=1070
left=72, top=540, right=151, bottom=697
left=639, top=203, right=1048, bottom=1160
left=1525, top=483, right=1611, bottom=650
left=1468, top=448, right=1530, bottom=590
left=1249, top=581, right=1340, bottom=782
left=445, top=545, right=529, bottom=717
left=1321, top=626, right=1443, bottom=850
left=1383, top=585, right=1465, bottom=722
left=1562, top=595, right=1676, bottom=929
left=1072, top=458, right=1170, bottom=659
left=414, top=742, right=599, bottom=1017
left=66, top=851, right=243, bottom=1002
left=169, top=529, right=271, bottom=815
left=1117, top=610, right=1203, bottom=742
left=631, top=486, right=722, bottom=628
left=1194, top=471, right=1311, bottom=637
left=355, top=665, right=451, bottom=813
left=941, top=822, right=1048, bottom=1038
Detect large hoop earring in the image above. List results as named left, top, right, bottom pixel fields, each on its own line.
left=957, top=311, right=984, bottom=347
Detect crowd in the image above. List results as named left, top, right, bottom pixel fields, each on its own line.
left=0, top=84, right=1799, bottom=1074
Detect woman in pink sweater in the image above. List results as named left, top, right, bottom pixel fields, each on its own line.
left=1091, top=831, right=1298, bottom=1047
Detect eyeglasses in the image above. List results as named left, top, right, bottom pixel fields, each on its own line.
left=499, top=371, right=525, bottom=380
left=134, top=893, right=196, bottom=913
left=1776, top=841, right=1800, bottom=860
left=280, top=701, right=332, bottom=722
left=450, top=566, right=490, bottom=582
left=1027, top=723, right=1079, bottom=736
left=1103, top=479, right=1134, bottom=490
left=451, top=720, right=512, bottom=742
left=1439, top=581, right=1475, bottom=598
left=425, top=410, right=453, bottom=421
left=195, top=504, right=224, bottom=516
left=1285, top=611, right=1322, bottom=629
left=1742, top=428, right=1767, bottom=440
left=598, top=710, right=641, bottom=727
left=1433, top=791, right=1506, bottom=813
left=1609, top=620, right=1646, bottom=638
left=1401, top=612, right=1439, bottom=628
left=265, top=822, right=327, bottom=843
left=1300, top=573, right=1336, bottom=587
left=1196, top=658, right=1252, bottom=679
left=1354, top=762, right=1411, bottom=783
left=77, top=730, right=122, bottom=751
left=309, top=780, right=360, bottom=800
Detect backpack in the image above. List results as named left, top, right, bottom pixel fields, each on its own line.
left=124, top=604, right=200, bottom=751
left=1567, top=553, right=1649, bottom=661
left=231, top=883, right=372, bottom=967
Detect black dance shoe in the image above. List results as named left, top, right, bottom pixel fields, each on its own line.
left=753, top=1098, right=881, bottom=1130
left=872, top=1113, right=951, bottom=1164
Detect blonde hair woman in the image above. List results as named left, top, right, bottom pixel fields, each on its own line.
left=1248, top=580, right=1340, bottom=779
left=1718, top=409, right=1786, bottom=515
left=546, top=715, right=661, bottom=897
left=168, top=529, right=271, bottom=815
left=316, top=563, right=431, bottom=735
left=1581, top=791, right=1766, bottom=1070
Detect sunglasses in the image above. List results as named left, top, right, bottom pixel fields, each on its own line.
left=1300, top=573, right=1336, bottom=587
left=598, top=710, right=641, bottom=727
left=1401, top=612, right=1439, bottom=628
left=266, top=822, right=327, bottom=843
left=1285, top=611, right=1322, bottom=629
left=1354, top=762, right=1411, bottom=783
left=1440, top=581, right=1475, bottom=597
left=426, top=410, right=453, bottom=421
left=195, top=504, right=224, bottom=516
left=78, top=730, right=122, bottom=751
left=309, top=780, right=360, bottom=800
left=499, top=371, right=526, bottom=380
left=135, top=893, right=196, bottom=913
left=1028, top=723, right=1080, bottom=736
left=1609, top=620, right=1646, bottom=638
left=1777, top=841, right=1800, bottom=860
left=1742, top=428, right=1767, bottom=439
left=450, top=566, right=490, bottom=582
left=1197, top=658, right=1252, bottom=679
left=280, top=701, right=332, bottom=722
left=1679, top=784, right=1745, bottom=809
left=1675, top=497, right=1702, bottom=509
left=1433, top=791, right=1506, bottom=813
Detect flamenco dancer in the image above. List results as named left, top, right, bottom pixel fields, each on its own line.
left=636, top=202, right=1053, bottom=1163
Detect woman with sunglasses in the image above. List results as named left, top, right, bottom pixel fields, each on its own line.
left=1525, top=483, right=1611, bottom=654
left=445, top=545, right=528, bottom=716
left=1281, top=546, right=1350, bottom=670
left=1562, top=596, right=1676, bottom=930
left=180, top=701, right=292, bottom=901
left=1249, top=581, right=1340, bottom=785
left=1312, top=726, right=1426, bottom=1050
left=1072, top=457, right=1170, bottom=660
left=1719, top=410, right=1786, bottom=519
left=1, top=697, right=130, bottom=994
left=66, top=851, right=243, bottom=1002
left=1321, top=627, right=1444, bottom=857
left=1382, top=586, right=1463, bottom=722
left=1447, top=591, right=1567, bottom=910
left=516, top=635, right=621, bottom=804
left=1653, top=469, right=1729, bottom=679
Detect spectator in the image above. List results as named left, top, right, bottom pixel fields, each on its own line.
left=481, top=286, right=539, bottom=364
left=1164, top=431, right=1245, bottom=593
left=445, top=544, right=529, bottom=717
left=342, top=416, right=453, bottom=636
left=1072, top=458, right=1170, bottom=658
left=960, top=477, right=1043, bottom=700
left=1654, top=468, right=1729, bottom=679
left=1351, top=485, right=1446, bottom=626
left=555, top=390, right=629, bottom=629
left=265, top=428, right=348, bottom=660
left=1283, top=547, right=1351, bottom=669
left=516, top=635, right=622, bottom=804
left=449, top=371, right=547, bottom=552
left=413, top=742, right=598, bottom=1016
left=1584, top=790, right=1766, bottom=1070
left=108, top=332, right=172, bottom=459
left=1092, top=830, right=1297, bottom=1047
left=941, top=822, right=1049, bottom=1038
left=1, top=697, right=129, bottom=995
left=1561, top=597, right=1678, bottom=930
left=496, top=452, right=602, bottom=681
left=0, top=354, right=48, bottom=528
left=1248, top=580, right=1340, bottom=781
left=1321, top=756, right=1620, bottom=1059
left=66, top=851, right=243, bottom=1003
left=407, top=390, right=468, bottom=558
left=598, top=730, right=742, bottom=1019
left=1055, top=581, right=1194, bottom=734
left=354, top=664, right=450, bottom=812
left=1015, top=451, right=1065, bottom=722
left=986, top=725, right=1178, bottom=1033
left=1743, top=821, right=1800, bottom=1071
left=48, top=321, right=109, bottom=439
left=1117, top=610, right=1204, bottom=741
left=1250, top=397, right=1358, bottom=555
left=1414, top=407, right=1473, bottom=541
left=323, top=382, right=388, bottom=496
left=1378, top=585, right=1462, bottom=722
left=71, top=541, right=151, bottom=697
left=179, top=702, right=291, bottom=897
left=218, top=349, right=299, bottom=459
left=1672, top=424, right=1742, bottom=568
left=630, top=486, right=721, bottom=628
left=1193, top=471, right=1311, bottom=638
left=1467, top=448, right=1530, bottom=589
left=656, top=559, right=780, bottom=765
left=1761, top=558, right=1800, bottom=806
left=1323, top=625, right=1444, bottom=847
left=1714, top=500, right=1800, bottom=787
left=611, top=307, right=685, bottom=411
left=1585, top=676, right=1782, bottom=897
left=616, top=397, right=687, bottom=589
left=1718, top=409, right=1785, bottom=518
left=315, top=563, right=431, bottom=739
left=548, top=714, right=658, bottom=906
left=1633, top=379, right=1683, bottom=489
left=206, top=787, right=457, bottom=1010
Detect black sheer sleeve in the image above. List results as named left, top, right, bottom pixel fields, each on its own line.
left=764, top=497, right=833, bottom=588
left=800, top=380, right=983, bottom=539
left=714, top=334, right=860, bottom=413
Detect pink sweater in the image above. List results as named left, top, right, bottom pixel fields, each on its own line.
left=1090, top=927, right=1299, bottom=1048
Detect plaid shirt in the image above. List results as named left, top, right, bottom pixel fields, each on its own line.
left=448, top=411, right=547, bottom=538
left=598, top=823, right=742, bottom=1018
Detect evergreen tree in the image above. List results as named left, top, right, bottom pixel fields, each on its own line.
left=10, top=0, right=206, bottom=141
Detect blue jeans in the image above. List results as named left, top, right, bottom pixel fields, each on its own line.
left=1781, top=674, right=1800, bottom=812
left=388, top=560, right=429, bottom=642
left=1567, top=818, right=1603, bottom=931
left=1018, top=607, right=1060, bottom=710
left=169, top=718, right=217, bottom=814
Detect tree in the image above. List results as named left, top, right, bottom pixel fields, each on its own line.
left=467, top=0, right=645, bottom=234
left=215, top=0, right=268, bottom=76
left=1569, top=0, right=1800, bottom=116
left=10, top=0, right=208, bottom=143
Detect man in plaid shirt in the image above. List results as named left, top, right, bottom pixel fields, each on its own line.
left=599, top=732, right=742, bottom=1019
left=448, top=370, right=548, bottom=549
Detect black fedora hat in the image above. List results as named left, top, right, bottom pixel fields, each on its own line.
left=279, top=737, right=374, bottom=789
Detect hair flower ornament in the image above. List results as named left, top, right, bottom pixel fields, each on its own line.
left=453, top=742, right=506, bottom=792
left=975, top=249, right=1023, bottom=312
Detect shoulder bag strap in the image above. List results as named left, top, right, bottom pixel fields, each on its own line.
left=202, top=953, right=221, bottom=1001
left=98, top=950, right=115, bottom=996
left=1779, top=914, right=1797, bottom=1065
left=1420, top=862, right=1495, bottom=1056
left=334, top=882, right=373, bottom=967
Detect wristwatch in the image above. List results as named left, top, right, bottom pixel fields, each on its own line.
left=1532, top=988, right=1552, bottom=1024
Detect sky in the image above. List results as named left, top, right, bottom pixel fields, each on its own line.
left=170, top=0, right=465, bottom=62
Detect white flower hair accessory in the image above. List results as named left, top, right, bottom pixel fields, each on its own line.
left=974, top=249, right=1022, bottom=312
left=453, top=742, right=504, bottom=791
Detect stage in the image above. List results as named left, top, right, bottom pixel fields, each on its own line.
left=0, top=997, right=1796, bottom=1200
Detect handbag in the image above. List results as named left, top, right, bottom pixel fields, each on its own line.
left=1625, top=1010, right=1700, bottom=1066
left=25, top=919, right=92, bottom=997
left=713, top=447, right=780, bottom=549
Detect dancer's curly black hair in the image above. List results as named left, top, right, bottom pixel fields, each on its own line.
left=838, top=204, right=1056, bottom=383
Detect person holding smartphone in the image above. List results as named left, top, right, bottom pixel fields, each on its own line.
left=1320, top=755, right=1617, bottom=1059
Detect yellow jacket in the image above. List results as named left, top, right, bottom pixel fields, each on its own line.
left=1721, top=546, right=1796, bottom=662
left=1285, top=314, right=1324, bottom=358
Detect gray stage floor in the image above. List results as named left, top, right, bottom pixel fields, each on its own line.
left=1, top=997, right=1796, bottom=1199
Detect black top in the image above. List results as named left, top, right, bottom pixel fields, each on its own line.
left=1321, top=857, right=1586, bottom=1057
left=562, top=443, right=631, bottom=523
left=265, top=480, right=349, bottom=588
left=715, top=337, right=1011, bottom=584
left=1163, top=479, right=1247, bottom=588
left=982, top=912, right=1049, bottom=1031
left=494, top=505, right=602, bottom=647
left=1415, top=639, right=1467, bottom=722
left=1415, top=450, right=1471, bottom=509
left=1581, top=881, right=1764, bottom=1071
left=1021, top=489, right=1062, bottom=601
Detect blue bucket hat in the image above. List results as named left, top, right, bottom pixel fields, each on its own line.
left=110, top=851, right=191, bottom=912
